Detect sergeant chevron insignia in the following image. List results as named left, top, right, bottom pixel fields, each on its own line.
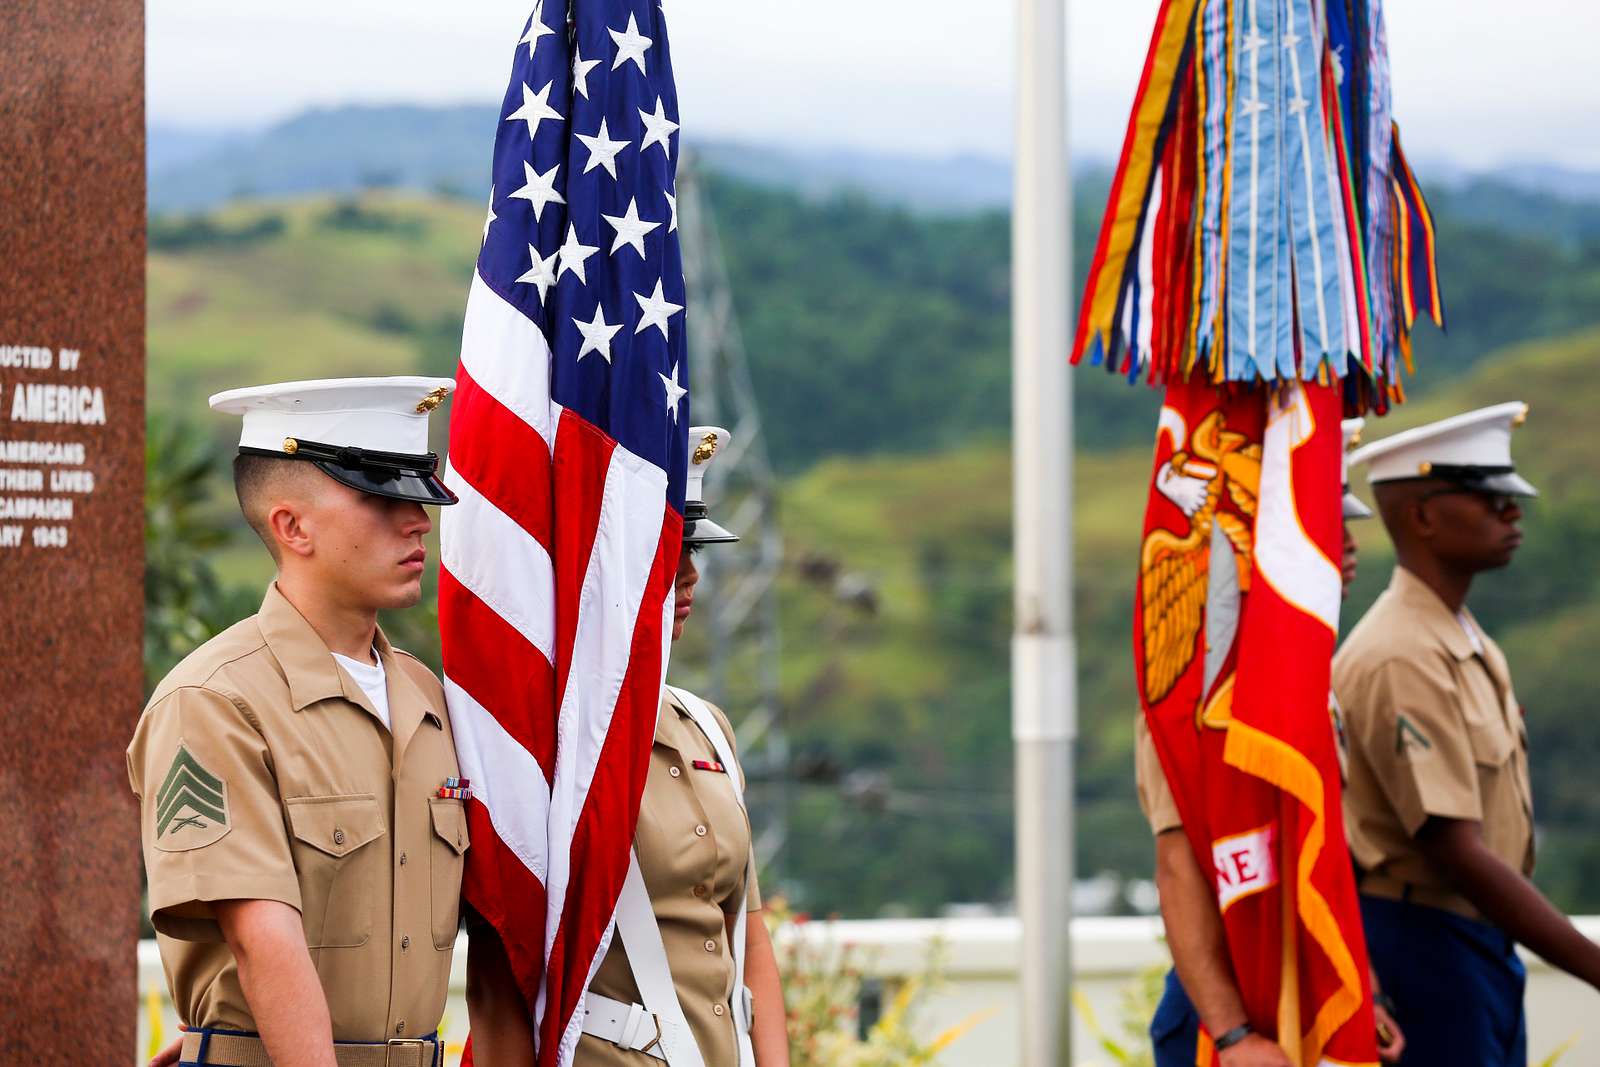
left=153, top=743, right=230, bottom=852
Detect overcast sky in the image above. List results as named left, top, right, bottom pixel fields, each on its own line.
left=148, top=0, right=1600, bottom=169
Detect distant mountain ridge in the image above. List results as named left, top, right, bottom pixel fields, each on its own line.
left=149, top=103, right=1600, bottom=221
left=149, top=105, right=499, bottom=213
left=148, top=104, right=1027, bottom=214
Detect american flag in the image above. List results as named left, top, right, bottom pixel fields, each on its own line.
left=439, top=2, right=689, bottom=1064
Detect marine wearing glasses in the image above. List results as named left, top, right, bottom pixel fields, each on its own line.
left=1334, top=402, right=1600, bottom=1067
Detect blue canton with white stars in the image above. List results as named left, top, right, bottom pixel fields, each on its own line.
left=478, top=0, right=688, bottom=509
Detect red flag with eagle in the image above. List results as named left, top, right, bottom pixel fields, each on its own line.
left=1137, top=378, right=1374, bottom=1065
left=1084, top=0, right=1448, bottom=1060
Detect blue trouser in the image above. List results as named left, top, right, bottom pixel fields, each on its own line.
left=1362, top=894, right=1526, bottom=1067
left=1152, top=897, right=1526, bottom=1067
left=1151, top=967, right=1202, bottom=1067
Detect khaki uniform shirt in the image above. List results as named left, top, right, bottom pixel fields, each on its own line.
left=579, top=691, right=761, bottom=1067
left=1134, top=702, right=1350, bottom=838
left=1134, top=714, right=1184, bottom=836
left=126, top=584, right=467, bottom=1042
left=1332, top=567, right=1535, bottom=919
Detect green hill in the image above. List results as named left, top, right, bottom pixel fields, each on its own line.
left=149, top=196, right=474, bottom=403
left=759, top=327, right=1600, bottom=913
left=148, top=174, right=1600, bottom=471
left=147, top=180, right=1600, bottom=915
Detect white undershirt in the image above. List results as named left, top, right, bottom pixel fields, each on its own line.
left=1457, top=612, right=1485, bottom=656
left=332, top=650, right=392, bottom=732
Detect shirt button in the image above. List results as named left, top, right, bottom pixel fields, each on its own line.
left=713, top=1004, right=725, bottom=1017
left=669, top=766, right=681, bottom=778
left=693, top=885, right=707, bottom=899
left=332, top=828, right=346, bottom=846
left=399, top=851, right=408, bottom=866
left=401, top=935, right=410, bottom=951
left=395, top=1021, right=406, bottom=1035
left=695, top=825, right=707, bottom=837
left=704, top=939, right=717, bottom=952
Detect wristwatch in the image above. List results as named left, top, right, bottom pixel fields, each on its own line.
left=1213, top=1023, right=1253, bottom=1051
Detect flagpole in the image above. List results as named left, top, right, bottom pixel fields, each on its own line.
left=1012, top=0, right=1075, bottom=1064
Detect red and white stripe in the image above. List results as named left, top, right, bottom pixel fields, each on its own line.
left=441, top=272, right=682, bottom=1066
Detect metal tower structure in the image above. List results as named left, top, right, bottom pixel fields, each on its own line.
left=676, top=153, right=789, bottom=874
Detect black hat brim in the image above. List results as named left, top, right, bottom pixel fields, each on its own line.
left=1392, top=464, right=1541, bottom=500
left=684, top=516, right=739, bottom=545
left=1474, top=471, right=1538, bottom=498
left=313, top=459, right=459, bottom=505
left=1342, top=491, right=1373, bottom=520
left=240, top=440, right=458, bottom=505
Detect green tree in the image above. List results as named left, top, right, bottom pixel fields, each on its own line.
left=143, top=416, right=255, bottom=693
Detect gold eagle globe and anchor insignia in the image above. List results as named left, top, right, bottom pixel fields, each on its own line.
left=1140, top=407, right=1263, bottom=729
left=691, top=431, right=720, bottom=465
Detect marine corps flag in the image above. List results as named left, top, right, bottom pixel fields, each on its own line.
left=1071, top=0, right=1443, bottom=413
left=1083, top=1, right=1442, bottom=1062
left=1138, top=377, right=1375, bottom=1065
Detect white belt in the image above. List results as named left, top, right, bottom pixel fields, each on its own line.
left=582, top=992, right=668, bottom=1061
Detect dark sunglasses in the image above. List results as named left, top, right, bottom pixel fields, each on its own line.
left=1419, top=487, right=1519, bottom=515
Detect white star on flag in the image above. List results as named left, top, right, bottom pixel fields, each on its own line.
left=573, top=304, right=624, bottom=362
left=577, top=118, right=630, bottom=179
left=520, top=1, right=554, bottom=58
left=659, top=360, right=687, bottom=420
left=634, top=279, right=684, bottom=340
left=601, top=198, right=662, bottom=258
left=508, top=160, right=565, bottom=221
left=556, top=225, right=600, bottom=285
left=609, top=14, right=652, bottom=75
left=638, top=97, right=679, bottom=158
left=664, top=187, right=678, bottom=233
left=515, top=244, right=559, bottom=305
left=481, top=185, right=497, bottom=244
left=505, top=81, right=562, bottom=142
left=573, top=46, right=601, bottom=101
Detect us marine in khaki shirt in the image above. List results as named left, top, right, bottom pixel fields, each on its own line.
left=1337, top=402, right=1600, bottom=1067
left=131, top=377, right=464, bottom=1067
left=574, top=689, right=764, bottom=1067
left=1334, top=567, right=1534, bottom=918
left=466, top=426, right=790, bottom=1067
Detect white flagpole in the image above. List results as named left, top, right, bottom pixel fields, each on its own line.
left=1012, top=0, right=1075, bottom=1064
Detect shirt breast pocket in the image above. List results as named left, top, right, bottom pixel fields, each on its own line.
left=1465, top=710, right=1515, bottom=771
left=1460, top=664, right=1514, bottom=770
left=430, top=798, right=469, bottom=949
left=285, top=794, right=386, bottom=948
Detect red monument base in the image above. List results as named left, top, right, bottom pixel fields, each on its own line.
left=0, top=2, right=146, bottom=1062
